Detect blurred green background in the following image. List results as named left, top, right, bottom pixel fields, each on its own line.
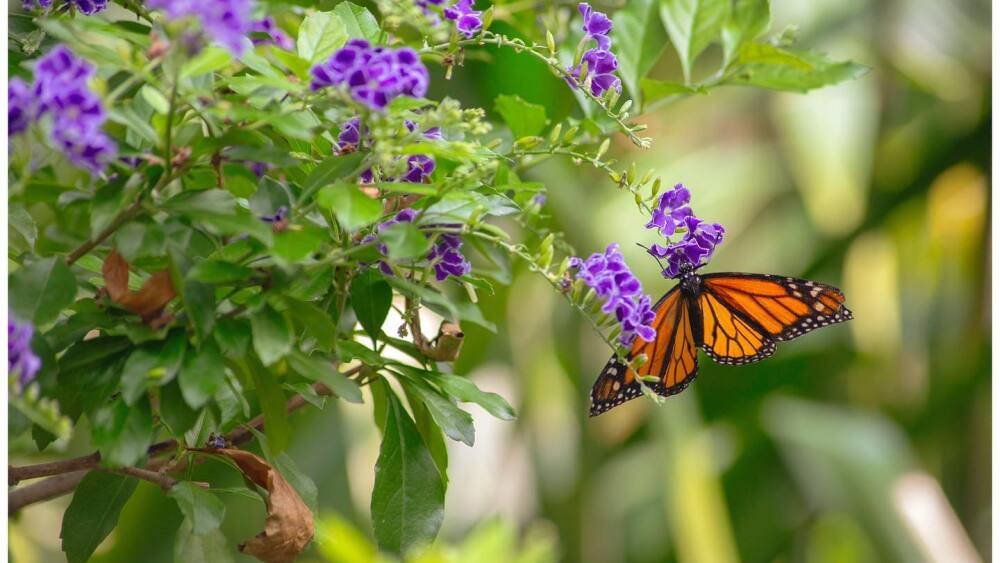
left=9, top=0, right=991, bottom=561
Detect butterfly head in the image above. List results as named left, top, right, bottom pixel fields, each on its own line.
left=679, top=267, right=702, bottom=295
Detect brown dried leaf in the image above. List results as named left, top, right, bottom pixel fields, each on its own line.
left=190, top=447, right=314, bottom=563
left=102, top=250, right=176, bottom=322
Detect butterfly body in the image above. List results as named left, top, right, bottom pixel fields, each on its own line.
left=589, top=266, right=852, bottom=416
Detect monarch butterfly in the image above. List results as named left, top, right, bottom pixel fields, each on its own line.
left=589, top=262, right=853, bottom=416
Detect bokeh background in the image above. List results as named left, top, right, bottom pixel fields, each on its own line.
left=9, top=0, right=991, bottom=561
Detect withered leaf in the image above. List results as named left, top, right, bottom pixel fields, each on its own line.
left=102, top=249, right=176, bottom=322
left=189, top=447, right=314, bottom=563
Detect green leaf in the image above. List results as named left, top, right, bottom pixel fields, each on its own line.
left=396, top=370, right=475, bottom=446
left=640, top=78, right=708, bottom=104
left=613, top=0, right=670, bottom=103
left=160, top=380, right=199, bottom=436
left=435, top=373, right=516, bottom=420
left=61, top=471, right=138, bottom=563
left=725, top=47, right=870, bottom=92
left=283, top=297, right=337, bottom=352
left=9, top=204, right=37, bottom=254
left=174, top=518, right=235, bottom=563
left=169, top=482, right=226, bottom=534
left=90, top=397, right=153, bottom=467
left=214, top=317, right=251, bottom=357
left=350, top=269, right=392, bottom=345
left=275, top=453, right=320, bottom=512
left=114, top=222, right=167, bottom=262
left=179, top=339, right=226, bottom=409
left=121, top=334, right=187, bottom=405
left=380, top=222, right=431, bottom=260
left=659, top=0, right=730, bottom=83
left=370, top=382, right=445, bottom=554
left=251, top=304, right=293, bottom=366
left=733, top=42, right=812, bottom=68
left=297, top=11, right=348, bottom=63
left=188, top=259, right=254, bottom=285
left=181, top=47, right=233, bottom=78
left=401, top=386, right=448, bottom=487
left=336, top=339, right=384, bottom=367
left=287, top=352, right=363, bottom=404
left=180, top=280, right=216, bottom=343
left=161, top=190, right=272, bottom=245
left=303, top=153, right=364, bottom=195
left=10, top=256, right=77, bottom=325
left=272, top=227, right=327, bottom=263
left=493, top=94, right=547, bottom=139
left=318, top=182, right=383, bottom=232
left=333, top=2, right=381, bottom=42
left=246, top=357, right=291, bottom=454
left=139, top=85, right=169, bottom=115
left=721, top=0, right=770, bottom=65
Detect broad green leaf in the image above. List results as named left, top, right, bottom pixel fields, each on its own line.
left=180, top=280, right=216, bottom=343
left=613, top=0, right=670, bottom=103
left=380, top=222, right=431, bottom=260
left=161, top=190, right=271, bottom=245
left=10, top=256, right=77, bottom=325
left=641, top=78, right=708, bottom=104
left=9, top=204, right=37, bottom=253
left=169, top=482, right=226, bottom=534
left=297, top=11, right=348, bottom=63
left=435, top=373, right=516, bottom=420
left=188, top=259, right=254, bottom=285
left=350, top=269, right=392, bottom=344
left=396, top=370, right=475, bottom=446
left=336, top=339, right=384, bottom=366
left=251, top=304, right=293, bottom=366
left=283, top=297, right=337, bottom=352
left=333, top=2, right=381, bottom=42
left=272, top=227, right=327, bottom=263
left=733, top=42, right=812, bottom=68
left=287, top=352, right=363, bottom=404
left=493, top=94, right=547, bottom=139
left=160, top=380, right=199, bottom=436
left=726, top=48, right=870, bottom=92
left=318, top=182, right=383, bottom=232
left=174, top=518, right=234, bottom=563
left=60, top=472, right=138, bottom=563
left=275, top=453, right=320, bottom=512
left=270, top=48, right=312, bottom=81
left=303, top=153, right=364, bottom=195
left=659, top=0, right=730, bottom=83
left=214, top=317, right=251, bottom=358
left=120, top=334, right=187, bottom=404
left=139, top=85, right=169, bottom=115
left=402, top=385, right=448, bottom=486
left=370, top=383, right=445, bottom=554
left=246, top=357, right=291, bottom=454
left=90, top=397, right=153, bottom=467
left=721, top=0, right=770, bottom=65
left=114, top=222, right=167, bottom=262
left=179, top=339, right=226, bottom=408
left=385, top=277, right=458, bottom=321
left=181, top=47, right=233, bottom=78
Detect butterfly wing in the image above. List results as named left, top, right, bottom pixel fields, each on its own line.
left=589, top=287, right=699, bottom=416
left=698, top=273, right=852, bottom=364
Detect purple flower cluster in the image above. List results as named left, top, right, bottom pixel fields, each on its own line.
left=646, top=184, right=725, bottom=278
left=428, top=231, right=472, bottom=281
left=249, top=17, right=294, bottom=50
left=147, top=0, right=252, bottom=56
left=23, top=0, right=107, bottom=14
left=363, top=210, right=472, bottom=281
left=9, top=316, right=41, bottom=388
left=335, top=118, right=438, bottom=184
left=566, top=3, right=621, bottom=97
left=9, top=46, right=116, bottom=174
left=443, top=0, right=483, bottom=38
left=571, top=244, right=656, bottom=346
left=310, top=39, right=429, bottom=110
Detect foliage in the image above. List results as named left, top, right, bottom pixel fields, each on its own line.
left=7, top=0, right=869, bottom=561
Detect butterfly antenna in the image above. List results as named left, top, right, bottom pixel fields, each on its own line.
left=635, top=242, right=666, bottom=271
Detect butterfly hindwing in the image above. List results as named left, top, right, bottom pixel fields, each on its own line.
left=589, top=288, right=699, bottom=416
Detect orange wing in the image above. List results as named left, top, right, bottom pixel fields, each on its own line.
left=589, top=288, right=699, bottom=416
left=699, top=273, right=852, bottom=365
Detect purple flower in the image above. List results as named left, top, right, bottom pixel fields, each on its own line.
left=571, top=243, right=656, bottom=346
left=310, top=40, right=429, bottom=110
left=568, top=48, right=621, bottom=97
left=22, top=0, right=54, bottom=10
left=9, top=78, right=34, bottom=136
left=71, top=0, right=108, bottom=14
left=646, top=184, right=692, bottom=237
left=334, top=117, right=365, bottom=154
left=147, top=0, right=252, bottom=56
left=29, top=46, right=116, bottom=173
left=648, top=214, right=726, bottom=278
left=249, top=16, right=294, bottom=50
left=363, top=209, right=418, bottom=275
left=579, top=3, right=613, bottom=49
left=9, top=315, right=41, bottom=388
left=259, top=206, right=288, bottom=223
left=443, top=0, right=483, bottom=38
left=246, top=160, right=271, bottom=177
left=399, top=155, right=436, bottom=183
left=428, top=231, right=472, bottom=281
